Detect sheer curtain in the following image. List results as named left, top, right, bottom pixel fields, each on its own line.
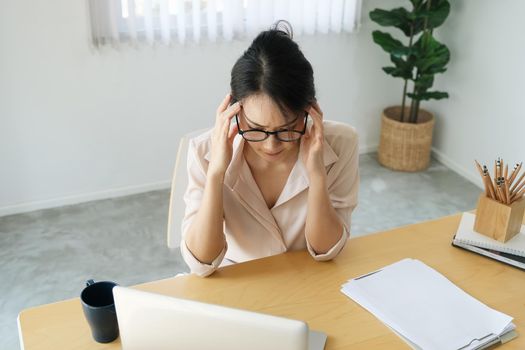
left=88, top=0, right=362, bottom=47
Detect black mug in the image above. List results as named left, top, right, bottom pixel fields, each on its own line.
left=80, top=279, right=119, bottom=343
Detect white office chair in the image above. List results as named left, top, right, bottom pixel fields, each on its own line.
left=167, top=129, right=208, bottom=249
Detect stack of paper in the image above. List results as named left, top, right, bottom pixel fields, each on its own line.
left=341, top=259, right=516, bottom=350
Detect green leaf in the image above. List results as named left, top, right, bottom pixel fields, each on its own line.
left=409, top=0, right=424, bottom=9
left=418, top=0, right=450, bottom=29
left=390, top=55, right=414, bottom=80
left=372, top=31, right=410, bottom=57
left=409, top=0, right=450, bottom=35
left=369, top=8, right=413, bottom=36
left=412, top=32, right=450, bottom=74
left=413, top=74, right=434, bottom=90
left=382, top=66, right=397, bottom=76
left=383, top=66, right=412, bottom=80
left=408, top=91, right=449, bottom=101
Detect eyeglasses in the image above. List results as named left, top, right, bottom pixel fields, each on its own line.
left=235, top=112, right=308, bottom=142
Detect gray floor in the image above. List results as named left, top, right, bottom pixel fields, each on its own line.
left=0, top=154, right=480, bottom=350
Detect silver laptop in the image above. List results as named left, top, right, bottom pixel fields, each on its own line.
left=113, top=286, right=327, bottom=350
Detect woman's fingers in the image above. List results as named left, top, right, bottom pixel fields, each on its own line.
left=219, top=103, right=240, bottom=134
left=215, top=100, right=240, bottom=134
left=228, top=123, right=239, bottom=143
left=312, top=101, right=323, bottom=117
left=216, top=93, right=232, bottom=115
left=308, top=104, right=322, bottom=119
left=219, top=104, right=239, bottom=136
left=222, top=101, right=241, bottom=121
left=307, top=106, right=321, bottom=128
left=307, top=104, right=324, bottom=142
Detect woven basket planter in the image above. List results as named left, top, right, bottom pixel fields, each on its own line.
left=378, top=106, right=435, bottom=172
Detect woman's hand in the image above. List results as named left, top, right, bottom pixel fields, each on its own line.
left=208, top=94, right=241, bottom=178
left=301, top=101, right=326, bottom=178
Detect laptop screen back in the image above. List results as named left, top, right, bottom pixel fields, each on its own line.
left=113, top=286, right=309, bottom=350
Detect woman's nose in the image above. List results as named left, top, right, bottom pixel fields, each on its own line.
left=263, top=134, right=281, bottom=148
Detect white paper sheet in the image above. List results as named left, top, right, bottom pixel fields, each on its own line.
left=341, top=259, right=514, bottom=350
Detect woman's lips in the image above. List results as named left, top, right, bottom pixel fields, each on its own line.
left=264, top=150, right=283, bottom=157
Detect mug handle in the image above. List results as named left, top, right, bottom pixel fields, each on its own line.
left=86, top=279, right=95, bottom=287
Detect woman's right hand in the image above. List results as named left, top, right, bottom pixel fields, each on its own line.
left=207, top=93, right=241, bottom=178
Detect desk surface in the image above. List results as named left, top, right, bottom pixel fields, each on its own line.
left=18, top=213, right=525, bottom=350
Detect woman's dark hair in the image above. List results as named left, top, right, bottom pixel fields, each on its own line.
left=230, top=20, right=316, bottom=120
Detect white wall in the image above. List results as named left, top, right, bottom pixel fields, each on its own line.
left=0, top=0, right=402, bottom=216
left=2, top=0, right=522, bottom=216
left=428, top=0, right=525, bottom=187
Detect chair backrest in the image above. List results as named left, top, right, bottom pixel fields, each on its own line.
left=167, top=129, right=208, bottom=249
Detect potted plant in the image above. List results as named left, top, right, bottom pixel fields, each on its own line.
left=370, top=0, right=451, bottom=171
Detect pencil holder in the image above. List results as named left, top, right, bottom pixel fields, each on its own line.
left=474, top=195, right=525, bottom=242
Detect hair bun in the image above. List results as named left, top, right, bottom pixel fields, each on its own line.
left=270, top=20, right=293, bottom=39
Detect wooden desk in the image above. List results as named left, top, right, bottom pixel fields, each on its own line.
left=18, top=213, right=525, bottom=349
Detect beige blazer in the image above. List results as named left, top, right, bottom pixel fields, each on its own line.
left=180, top=120, right=359, bottom=276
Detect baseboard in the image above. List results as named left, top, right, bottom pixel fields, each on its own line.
left=359, top=144, right=378, bottom=154
left=360, top=144, right=483, bottom=189
left=0, top=180, right=171, bottom=217
left=1, top=145, right=478, bottom=217
left=431, top=147, right=483, bottom=189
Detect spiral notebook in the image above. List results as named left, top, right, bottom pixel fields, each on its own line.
left=452, top=239, right=525, bottom=270
left=453, top=212, right=525, bottom=258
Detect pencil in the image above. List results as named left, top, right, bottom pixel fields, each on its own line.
left=474, top=161, right=488, bottom=197
left=504, top=179, right=511, bottom=204
left=511, top=187, right=525, bottom=204
left=494, top=160, right=498, bottom=189
left=504, top=164, right=509, bottom=181
left=497, top=183, right=505, bottom=204
left=483, top=165, right=496, bottom=200
left=509, top=162, right=521, bottom=185
left=474, top=160, right=484, bottom=177
left=499, top=178, right=508, bottom=204
left=511, top=177, right=525, bottom=198
left=480, top=173, right=489, bottom=198
left=494, top=178, right=501, bottom=202
left=510, top=170, right=525, bottom=193
left=485, top=175, right=496, bottom=200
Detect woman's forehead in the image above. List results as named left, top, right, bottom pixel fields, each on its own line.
left=241, top=94, right=292, bottom=126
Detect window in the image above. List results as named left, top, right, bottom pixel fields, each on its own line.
left=88, top=0, right=362, bottom=47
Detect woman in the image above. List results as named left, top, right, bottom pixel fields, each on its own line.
left=179, top=21, right=359, bottom=277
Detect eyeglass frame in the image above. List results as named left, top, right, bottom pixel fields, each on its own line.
left=235, top=112, right=309, bottom=142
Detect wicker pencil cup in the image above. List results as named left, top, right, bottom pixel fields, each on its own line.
left=474, top=195, right=525, bottom=242
left=378, top=106, right=435, bottom=172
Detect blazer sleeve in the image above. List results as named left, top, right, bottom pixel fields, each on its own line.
left=180, top=137, right=227, bottom=277
left=306, top=125, right=359, bottom=261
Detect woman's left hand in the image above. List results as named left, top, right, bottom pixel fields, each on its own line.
left=301, top=101, right=325, bottom=178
